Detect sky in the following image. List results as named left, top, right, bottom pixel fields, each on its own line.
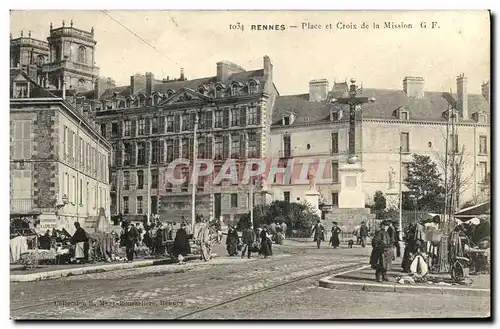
left=9, top=10, right=490, bottom=95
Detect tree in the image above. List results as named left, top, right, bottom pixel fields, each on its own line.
left=406, top=154, right=445, bottom=213
left=236, top=200, right=320, bottom=235
left=372, top=191, right=387, bottom=219
left=435, top=145, right=474, bottom=213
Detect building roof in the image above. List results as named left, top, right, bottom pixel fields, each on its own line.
left=90, top=69, right=267, bottom=101
left=272, top=84, right=490, bottom=127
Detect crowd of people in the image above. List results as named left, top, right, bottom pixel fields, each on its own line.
left=224, top=220, right=288, bottom=259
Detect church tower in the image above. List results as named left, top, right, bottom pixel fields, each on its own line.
left=42, top=20, right=99, bottom=92
left=10, top=30, right=49, bottom=84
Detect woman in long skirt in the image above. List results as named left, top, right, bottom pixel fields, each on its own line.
left=330, top=222, right=342, bottom=249
left=172, top=223, right=191, bottom=264
left=226, top=226, right=239, bottom=256
left=259, top=226, right=272, bottom=258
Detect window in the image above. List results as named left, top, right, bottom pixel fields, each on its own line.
left=67, top=130, right=74, bottom=160
left=402, top=162, right=410, bottom=181
left=166, top=140, right=174, bottom=162
left=174, top=114, right=181, bottom=132
left=215, top=86, right=223, bottom=98
left=137, top=142, right=145, bottom=165
left=123, top=120, right=131, bottom=136
left=205, top=136, right=213, bottom=159
left=121, top=172, right=129, bottom=191
left=137, top=196, right=143, bottom=214
left=79, top=179, right=83, bottom=205
left=166, top=116, right=174, bottom=132
left=284, top=191, right=290, bottom=203
left=79, top=138, right=84, bottom=166
left=249, top=81, right=257, bottom=94
left=151, top=169, right=158, bottom=189
left=230, top=193, right=238, bottom=208
left=151, top=196, right=158, bottom=214
left=72, top=176, right=76, bottom=203
left=151, top=140, right=158, bottom=164
left=12, top=121, right=31, bottom=160
left=248, top=106, right=258, bottom=125
left=400, top=132, right=410, bottom=153
left=123, top=196, right=129, bottom=214
left=182, top=114, right=190, bottom=131
left=63, top=126, right=68, bottom=157
left=138, top=119, right=145, bottom=135
left=198, top=138, right=206, bottom=159
left=450, top=134, right=459, bottom=153
left=151, top=117, right=159, bottom=134
left=283, top=135, right=291, bottom=158
left=231, top=84, right=239, bottom=97
left=479, top=162, right=488, bottom=183
left=173, top=139, right=180, bottom=159
left=331, top=132, right=339, bottom=154
left=111, top=123, right=119, bottom=138
left=331, top=193, right=339, bottom=207
left=231, top=135, right=240, bottom=159
left=77, top=46, right=86, bottom=64
left=137, top=170, right=144, bottom=189
left=479, top=136, right=487, bottom=154
left=248, top=133, right=259, bottom=158
left=331, top=111, right=339, bottom=121
left=214, top=136, right=223, bottom=160
left=231, top=108, right=240, bottom=126
left=123, top=143, right=131, bottom=166
left=400, top=111, right=409, bottom=120
left=204, top=111, right=213, bottom=129
left=215, top=110, right=223, bottom=128
left=11, top=169, right=31, bottom=201
left=100, top=124, right=106, bottom=138
left=182, top=138, right=192, bottom=159
left=331, top=162, right=339, bottom=183
left=13, top=83, right=29, bottom=98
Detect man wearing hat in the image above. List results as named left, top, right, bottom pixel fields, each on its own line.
left=359, top=221, right=369, bottom=248
left=311, top=219, right=325, bottom=249
left=370, top=220, right=394, bottom=282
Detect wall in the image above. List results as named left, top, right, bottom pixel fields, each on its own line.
left=56, top=107, right=111, bottom=221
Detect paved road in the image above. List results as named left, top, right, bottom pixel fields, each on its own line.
left=10, top=242, right=490, bottom=319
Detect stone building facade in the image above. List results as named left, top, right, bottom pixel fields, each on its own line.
left=10, top=68, right=111, bottom=235
left=269, top=75, right=490, bottom=213
left=92, top=56, right=278, bottom=224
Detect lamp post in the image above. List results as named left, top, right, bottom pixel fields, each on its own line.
left=191, top=112, right=199, bottom=230
left=329, top=79, right=375, bottom=163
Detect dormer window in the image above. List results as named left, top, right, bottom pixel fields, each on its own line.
left=282, top=113, right=296, bottom=126
left=13, top=82, right=29, bottom=98
left=330, top=109, right=342, bottom=121
left=118, top=100, right=125, bottom=108
left=198, top=86, right=206, bottom=95
left=248, top=81, right=258, bottom=94
left=399, top=110, right=409, bottom=120
left=166, top=90, right=174, bottom=98
left=478, top=113, right=487, bottom=124
left=215, top=86, right=223, bottom=98
left=231, top=83, right=240, bottom=97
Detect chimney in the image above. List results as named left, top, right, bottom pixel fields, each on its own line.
left=130, top=73, right=146, bottom=94
left=263, top=55, right=273, bottom=81
left=481, top=81, right=490, bottom=103
left=456, top=73, right=468, bottom=119
left=403, top=76, right=425, bottom=98
left=145, top=72, right=154, bottom=95
left=94, top=77, right=107, bottom=99
left=180, top=68, right=185, bottom=81
left=309, top=79, right=329, bottom=102
left=216, top=60, right=246, bottom=83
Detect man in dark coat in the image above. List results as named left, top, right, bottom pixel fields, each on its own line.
left=359, top=222, right=369, bottom=248
left=370, top=220, right=394, bottom=282
left=71, top=222, right=88, bottom=263
left=226, top=225, right=239, bottom=256
left=124, top=221, right=139, bottom=262
left=241, top=223, right=256, bottom=259
left=311, top=219, right=325, bottom=249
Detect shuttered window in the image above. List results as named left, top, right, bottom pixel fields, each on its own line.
left=12, top=121, right=31, bottom=160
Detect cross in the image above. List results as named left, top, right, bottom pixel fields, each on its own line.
left=330, top=78, right=375, bottom=162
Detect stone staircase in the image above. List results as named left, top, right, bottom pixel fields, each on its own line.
left=324, top=208, right=375, bottom=242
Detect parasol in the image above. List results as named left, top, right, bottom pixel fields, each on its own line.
left=465, top=217, right=481, bottom=225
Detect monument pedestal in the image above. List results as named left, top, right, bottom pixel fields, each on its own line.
left=338, top=162, right=366, bottom=209
left=385, top=188, right=399, bottom=211
left=305, top=189, right=322, bottom=218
